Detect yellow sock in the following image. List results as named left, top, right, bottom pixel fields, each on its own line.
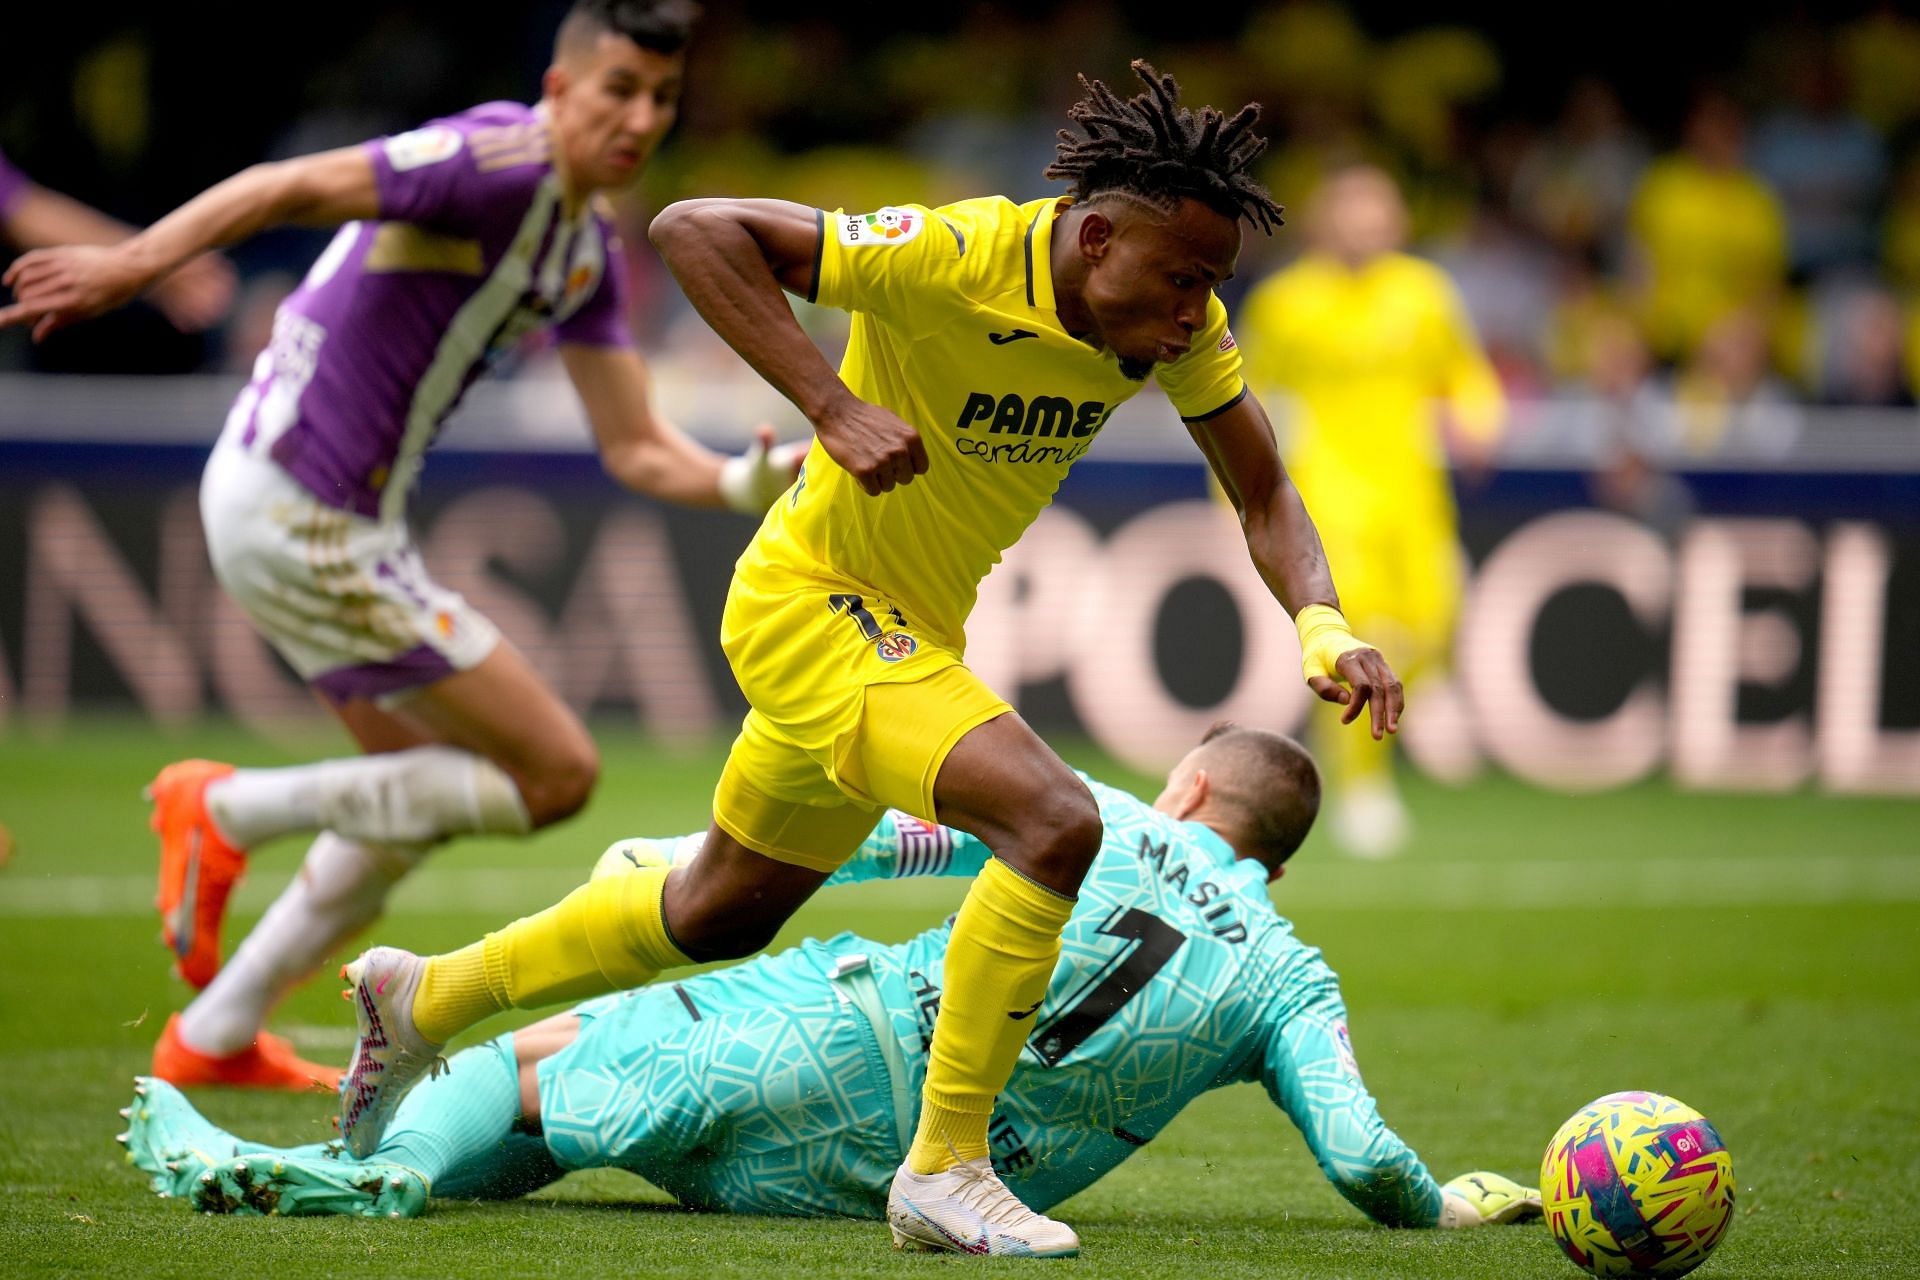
left=908, top=857, right=1074, bottom=1174
left=411, top=866, right=687, bottom=1045
left=411, top=939, right=508, bottom=1044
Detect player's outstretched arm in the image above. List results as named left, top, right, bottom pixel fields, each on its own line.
left=590, top=813, right=990, bottom=887
left=822, top=812, right=992, bottom=887
left=1258, top=995, right=1446, bottom=1227
left=0, top=147, right=375, bottom=341
left=1, top=179, right=235, bottom=334
left=1260, top=993, right=1542, bottom=1229
left=649, top=198, right=927, bottom=495
left=560, top=344, right=804, bottom=512
left=1188, top=392, right=1403, bottom=738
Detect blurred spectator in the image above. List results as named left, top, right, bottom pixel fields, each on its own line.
left=1546, top=311, right=1697, bottom=535
left=1815, top=284, right=1915, bottom=408
left=1433, top=206, right=1557, bottom=393
left=1749, top=42, right=1886, bottom=278
left=1238, top=165, right=1504, bottom=858
left=1837, top=4, right=1920, bottom=136
left=9, top=3, right=1920, bottom=421
left=1663, top=308, right=1803, bottom=457
left=1369, top=25, right=1501, bottom=169
left=1627, top=89, right=1788, bottom=364
left=1544, top=310, right=1659, bottom=450
left=1240, top=1, right=1372, bottom=114
left=1511, top=79, right=1649, bottom=267
left=1882, top=159, right=1920, bottom=295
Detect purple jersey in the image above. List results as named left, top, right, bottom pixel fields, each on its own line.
left=0, top=146, right=31, bottom=222
left=230, top=102, right=633, bottom=520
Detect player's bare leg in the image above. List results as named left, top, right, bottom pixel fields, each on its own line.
left=160, top=641, right=597, bottom=1089
left=201, top=640, right=598, bottom=853
left=658, top=833, right=832, bottom=958
left=886, top=713, right=1095, bottom=1257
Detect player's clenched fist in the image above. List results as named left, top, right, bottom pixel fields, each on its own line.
left=814, top=395, right=930, bottom=496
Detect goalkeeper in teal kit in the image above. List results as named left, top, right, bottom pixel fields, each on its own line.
left=122, top=726, right=1539, bottom=1233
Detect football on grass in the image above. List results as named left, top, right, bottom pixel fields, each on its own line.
left=1541, top=1091, right=1734, bottom=1278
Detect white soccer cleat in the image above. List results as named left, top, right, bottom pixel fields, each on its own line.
left=338, top=947, right=444, bottom=1159
left=887, top=1157, right=1080, bottom=1258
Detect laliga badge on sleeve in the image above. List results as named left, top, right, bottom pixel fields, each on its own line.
left=1333, top=1021, right=1362, bottom=1081
left=839, top=207, right=922, bottom=247
left=385, top=126, right=464, bottom=172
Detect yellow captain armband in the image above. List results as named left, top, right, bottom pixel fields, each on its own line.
left=1294, top=604, right=1368, bottom=684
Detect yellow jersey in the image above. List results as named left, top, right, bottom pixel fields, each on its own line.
left=1237, top=251, right=1502, bottom=525
left=1628, top=155, right=1786, bottom=360
left=740, top=195, right=1246, bottom=650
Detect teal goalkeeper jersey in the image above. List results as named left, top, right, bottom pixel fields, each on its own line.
left=803, top=776, right=1444, bottom=1227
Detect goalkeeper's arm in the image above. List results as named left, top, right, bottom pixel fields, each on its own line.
left=1260, top=988, right=1540, bottom=1229
left=1258, top=993, right=1446, bottom=1227
left=591, top=812, right=991, bottom=887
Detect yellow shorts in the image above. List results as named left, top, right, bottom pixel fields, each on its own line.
left=713, top=568, right=1011, bottom=874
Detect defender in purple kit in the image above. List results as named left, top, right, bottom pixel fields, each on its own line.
left=1, top=0, right=798, bottom=1091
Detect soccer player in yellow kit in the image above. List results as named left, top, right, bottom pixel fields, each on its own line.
left=338, top=63, right=1403, bottom=1257
left=1238, top=165, right=1504, bottom=857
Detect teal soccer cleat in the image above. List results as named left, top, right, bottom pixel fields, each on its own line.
left=119, top=1076, right=246, bottom=1199
left=191, top=1152, right=430, bottom=1218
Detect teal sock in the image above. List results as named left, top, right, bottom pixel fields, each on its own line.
left=375, top=1033, right=522, bottom=1184
left=433, top=1133, right=565, bottom=1201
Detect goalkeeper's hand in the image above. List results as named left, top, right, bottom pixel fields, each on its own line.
left=1437, top=1172, right=1543, bottom=1228
left=718, top=423, right=810, bottom=514
left=1294, top=604, right=1403, bottom=739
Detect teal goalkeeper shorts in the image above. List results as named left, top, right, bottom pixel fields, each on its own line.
left=537, top=944, right=907, bottom=1218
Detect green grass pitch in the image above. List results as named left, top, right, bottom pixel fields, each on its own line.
left=1, top=719, right=1916, bottom=1277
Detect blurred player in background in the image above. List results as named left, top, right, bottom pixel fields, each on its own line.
left=126, top=726, right=1541, bottom=1238
left=337, top=62, right=1401, bottom=1258
left=0, top=145, right=234, bottom=334
left=1239, top=165, right=1505, bottom=858
left=0, top=0, right=804, bottom=1091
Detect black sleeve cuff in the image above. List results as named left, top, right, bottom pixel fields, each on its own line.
left=806, top=207, right=826, bottom=305
left=1180, top=382, right=1249, bottom=425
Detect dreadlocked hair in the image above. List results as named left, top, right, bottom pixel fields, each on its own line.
left=1045, top=60, right=1284, bottom=235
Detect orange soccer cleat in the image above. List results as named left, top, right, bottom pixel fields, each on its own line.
left=147, top=759, right=247, bottom=988
left=150, top=1013, right=343, bottom=1092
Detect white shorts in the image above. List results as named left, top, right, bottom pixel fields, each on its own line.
left=200, top=433, right=499, bottom=707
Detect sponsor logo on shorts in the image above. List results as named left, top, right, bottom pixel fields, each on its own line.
left=875, top=632, right=917, bottom=662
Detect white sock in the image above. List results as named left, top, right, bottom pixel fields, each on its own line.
left=204, top=746, right=532, bottom=848
left=177, top=833, right=430, bottom=1056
